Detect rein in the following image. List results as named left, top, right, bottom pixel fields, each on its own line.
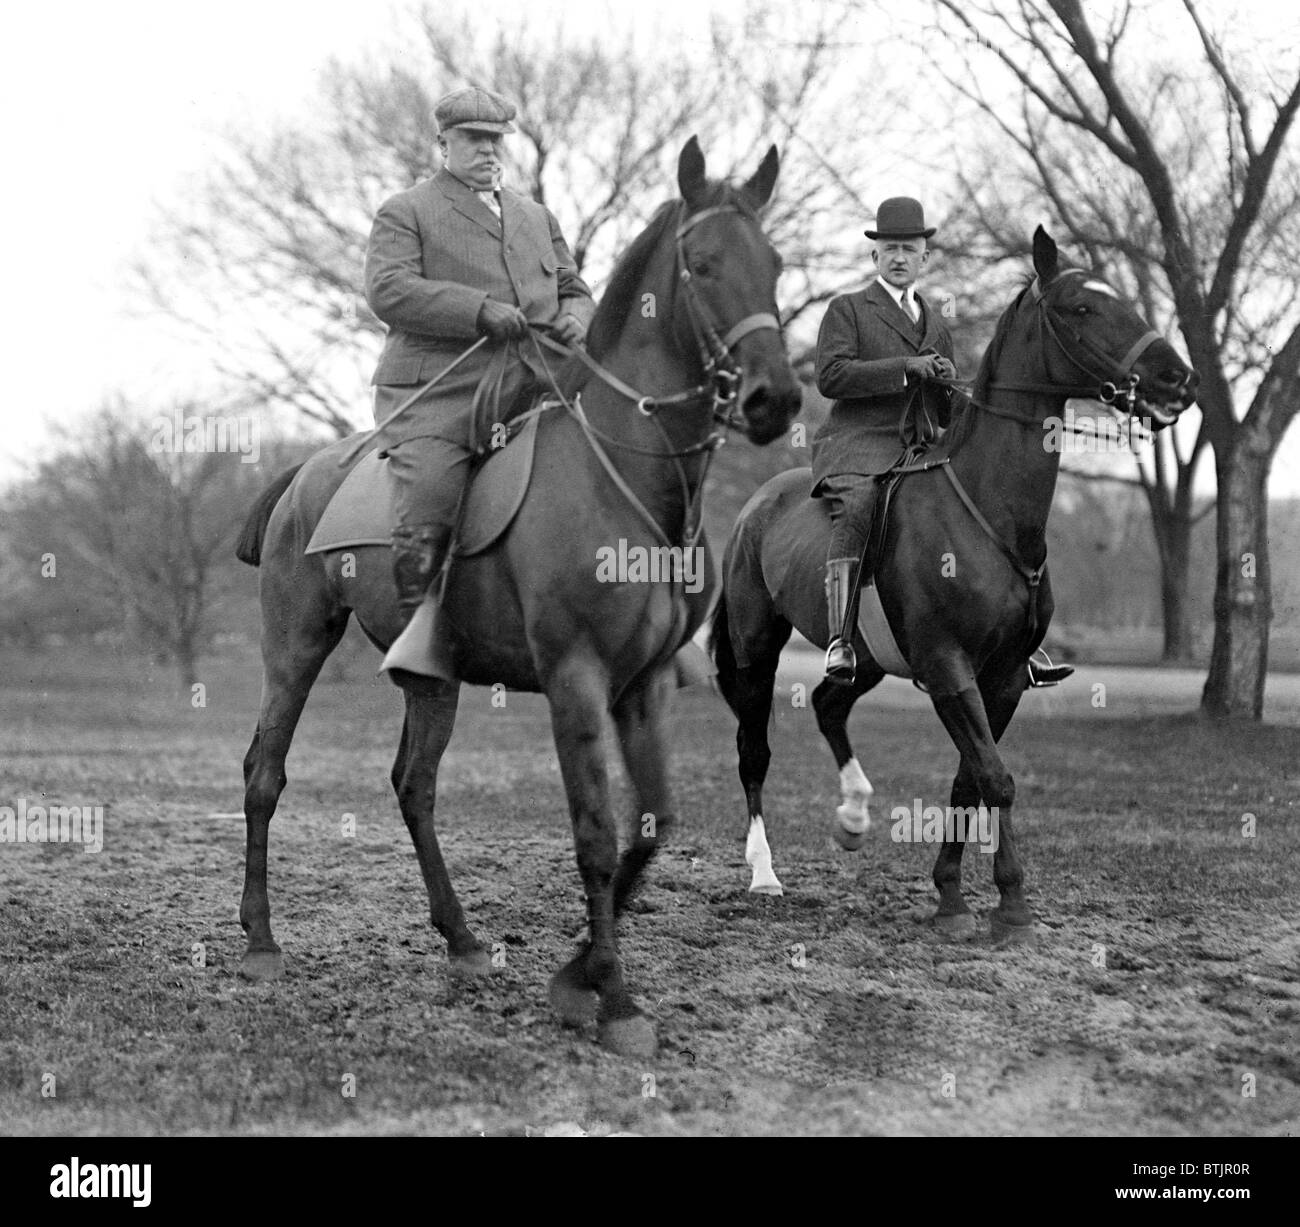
left=886, top=270, right=1164, bottom=649
left=521, top=199, right=784, bottom=549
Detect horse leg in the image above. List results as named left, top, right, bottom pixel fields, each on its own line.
left=391, top=683, right=489, bottom=975
left=931, top=758, right=979, bottom=937
left=813, top=665, right=885, bottom=852
left=240, top=604, right=348, bottom=981
left=932, top=669, right=1025, bottom=937
left=609, top=666, right=675, bottom=915
left=928, top=672, right=1034, bottom=943
left=728, top=653, right=786, bottom=895
left=713, top=597, right=791, bottom=895
left=544, top=657, right=655, bottom=1059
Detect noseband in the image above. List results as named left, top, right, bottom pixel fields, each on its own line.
left=976, top=271, right=1162, bottom=425
left=674, top=203, right=783, bottom=425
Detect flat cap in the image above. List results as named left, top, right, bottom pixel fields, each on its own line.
left=435, top=86, right=517, bottom=135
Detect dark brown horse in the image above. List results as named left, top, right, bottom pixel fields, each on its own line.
left=233, top=139, right=800, bottom=1057
left=709, top=227, right=1197, bottom=937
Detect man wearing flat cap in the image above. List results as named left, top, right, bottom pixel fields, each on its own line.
left=811, top=196, right=957, bottom=684
left=364, top=85, right=595, bottom=684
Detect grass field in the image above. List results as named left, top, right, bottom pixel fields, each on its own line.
left=1, top=642, right=1297, bottom=1136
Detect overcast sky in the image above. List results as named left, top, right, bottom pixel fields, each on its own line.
left=1, top=0, right=1296, bottom=496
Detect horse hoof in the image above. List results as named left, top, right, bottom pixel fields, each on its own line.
left=990, top=915, right=1037, bottom=946
left=932, top=911, right=976, bottom=938
left=449, top=948, right=493, bottom=978
left=239, top=950, right=284, bottom=981
left=598, top=1014, right=658, bottom=1060
left=748, top=880, right=784, bottom=897
left=833, top=826, right=868, bottom=852
left=548, top=965, right=598, bottom=1028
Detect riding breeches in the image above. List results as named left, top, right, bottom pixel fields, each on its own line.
left=819, top=474, right=880, bottom=564
left=374, top=370, right=537, bottom=532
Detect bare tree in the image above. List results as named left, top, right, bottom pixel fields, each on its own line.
left=4, top=405, right=273, bottom=687
left=925, top=0, right=1300, bottom=717
left=132, top=3, right=911, bottom=437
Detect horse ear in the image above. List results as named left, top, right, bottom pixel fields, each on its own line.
left=1032, top=225, right=1059, bottom=284
left=678, top=136, right=707, bottom=205
left=740, top=144, right=780, bottom=210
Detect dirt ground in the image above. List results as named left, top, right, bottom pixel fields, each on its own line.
left=1, top=644, right=1297, bottom=1136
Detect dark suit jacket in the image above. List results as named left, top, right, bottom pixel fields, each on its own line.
left=364, top=168, right=595, bottom=446
left=811, top=280, right=956, bottom=487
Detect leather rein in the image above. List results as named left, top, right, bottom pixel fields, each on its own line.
left=891, top=270, right=1163, bottom=647
left=527, top=200, right=783, bottom=549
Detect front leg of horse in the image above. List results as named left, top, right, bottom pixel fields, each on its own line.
left=611, top=668, right=676, bottom=914
left=931, top=760, right=977, bottom=938
left=547, top=665, right=656, bottom=1059
left=931, top=685, right=1035, bottom=943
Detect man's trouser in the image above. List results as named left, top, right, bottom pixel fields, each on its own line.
left=820, top=474, right=880, bottom=651
left=375, top=367, right=536, bottom=627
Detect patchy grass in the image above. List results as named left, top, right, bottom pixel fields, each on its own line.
left=1, top=645, right=1297, bottom=1135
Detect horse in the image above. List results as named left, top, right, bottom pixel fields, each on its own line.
left=708, top=226, right=1198, bottom=939
left=232, top=137, right=801, bottom=1058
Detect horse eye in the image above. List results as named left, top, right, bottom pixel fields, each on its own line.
left=1074, top=304, right=1091, bottom=316
left=693, top=260, right=712, bottom=277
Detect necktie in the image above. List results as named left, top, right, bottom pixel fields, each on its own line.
left=477, top=190, right=501, bottom=219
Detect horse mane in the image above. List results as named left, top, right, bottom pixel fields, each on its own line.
left=942, top=276, right=1035, bottom=451
left=556, top=179, right=747, bottom=396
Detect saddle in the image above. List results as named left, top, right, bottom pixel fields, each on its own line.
left=305, top=411, right=542, bottom=558
left=840, top=375, right=958, bottom=677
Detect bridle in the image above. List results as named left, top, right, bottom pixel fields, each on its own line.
left=895, top=268, right=1168, bottom=651
left=965, top=269, right=1163, bottom=428
left=523, top=197, right=786, bottom=550
left=532, top=200, right=784, bottom=439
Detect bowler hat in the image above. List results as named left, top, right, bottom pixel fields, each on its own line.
left=435, top=86, right=517, bottom=135
left=864, top=197, right=935, bottom=240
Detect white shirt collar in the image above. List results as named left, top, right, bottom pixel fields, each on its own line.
left=876, top=276, right=918, bottom=315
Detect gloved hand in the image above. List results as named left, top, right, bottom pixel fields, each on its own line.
left=905, top=354, right=955, bottom=380
left=477, top=299, right=529, bottom=341
left=551, top=313, right=587, bottom=347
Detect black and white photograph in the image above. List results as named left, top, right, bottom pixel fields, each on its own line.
left=1, top=0, right=1296, bottom=1165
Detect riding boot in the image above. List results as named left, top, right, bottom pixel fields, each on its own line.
left=1027, top=648, right=1074, bottom=688
left=824, top=557, right=858, bottom=684
left=383, top=523, right=453, bottom=688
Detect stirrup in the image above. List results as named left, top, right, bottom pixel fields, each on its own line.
left=1027, top=650, right=1074, bottom=689
left=825, top=637, right=857, bottom=684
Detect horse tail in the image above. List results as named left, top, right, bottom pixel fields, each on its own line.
left=235, top=463, right=304, bottom=567
left=708, top=590, right=738, bottom=708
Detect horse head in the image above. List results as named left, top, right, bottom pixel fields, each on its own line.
left=1010, top=226, right=1198, bottom=428
left=673, top=136, right=802, bottom=444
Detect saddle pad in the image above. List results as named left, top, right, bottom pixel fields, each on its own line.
left=858, top=583, right=912, bottom=678
left=305, top=415, right=540, bottom=558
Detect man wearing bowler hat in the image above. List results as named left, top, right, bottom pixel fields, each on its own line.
left=811, top=197, right=1072, bottom=689
left=364, top=85, right=595, bottom=687
left=812, top=196, right=959, bottom=684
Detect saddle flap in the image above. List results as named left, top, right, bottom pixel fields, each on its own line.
left=303, top=414, right=541, bottom=557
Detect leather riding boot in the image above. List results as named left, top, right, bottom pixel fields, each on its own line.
left=391, top=523, right=451, bottom=627
left=1027, top=648, right=1074, bottom=688
left=824, top=557, right=858, bottom=684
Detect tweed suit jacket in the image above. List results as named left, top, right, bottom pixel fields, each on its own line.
left=364, top=167, right=595, bottom=446
left=811, top=280, right=956, bottom=489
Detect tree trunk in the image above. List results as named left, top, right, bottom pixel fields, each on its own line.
left=1201, top=441, right=1272, bottom=719
left=1159, top=523, right=1195, bottom=663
